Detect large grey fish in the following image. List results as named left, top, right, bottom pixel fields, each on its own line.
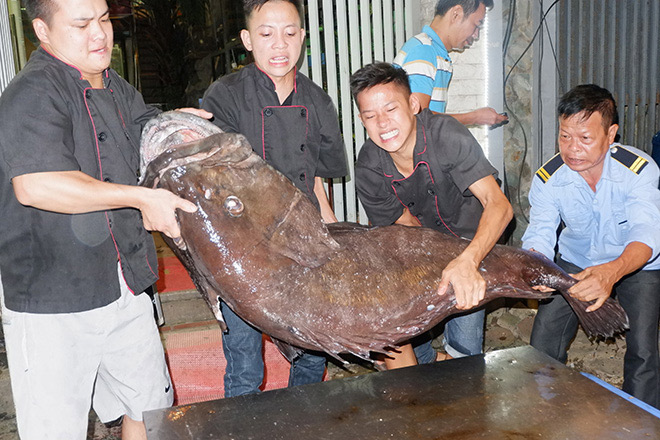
left=140, top=111, right=628, bottom=362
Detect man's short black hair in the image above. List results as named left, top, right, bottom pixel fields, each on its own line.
left=350, top=62, right=411, bottom=107
left=558, top=84, right=619, bottom=130
left=22, top=0, right=58, bottom=24
left=435, top=0, right=494, bottom=18
left=243, top=0, right=303, bottom=26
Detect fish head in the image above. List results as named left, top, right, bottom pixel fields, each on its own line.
left=140, top=113, right=340, bottom=269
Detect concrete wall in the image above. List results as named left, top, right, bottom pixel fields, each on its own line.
left=501, top=1, right=533, bottom=244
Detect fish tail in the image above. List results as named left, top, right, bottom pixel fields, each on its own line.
left=558, top=290, right=629, bottom=339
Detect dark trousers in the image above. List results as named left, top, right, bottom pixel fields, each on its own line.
left=530, top=258, right=660, bottom=408
left=220, top=301, right=326, bottom=397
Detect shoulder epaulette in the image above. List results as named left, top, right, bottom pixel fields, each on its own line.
left=535, top=153, right=564, bottom=183
left=610, top=145, right=648, bottom=174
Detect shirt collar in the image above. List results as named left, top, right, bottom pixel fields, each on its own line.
left=601, top=144, right=623, bottom=182
left=552, top=145, right=620, bottom=186
left=422, top=25, right=451, bottom=61
left=251, top=63, right=299, bottom=96
left=36, top=45, right=112, bottom=88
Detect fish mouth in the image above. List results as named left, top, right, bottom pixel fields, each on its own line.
left=140, top=111, right=223, bottom=179
left=140, top=130, right=256, bottom=189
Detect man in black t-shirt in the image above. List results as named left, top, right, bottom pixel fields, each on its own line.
left=352, top=62, right=512, bottom=369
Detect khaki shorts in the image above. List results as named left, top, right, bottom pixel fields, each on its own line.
left=1, top=266, right=173, bottom=439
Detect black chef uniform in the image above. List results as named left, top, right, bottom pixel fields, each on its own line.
left=356, top=109, right=497, bottom=238
left=202, top=63, right=348, bottom=207
left=0, top=46, right=160, bottom=314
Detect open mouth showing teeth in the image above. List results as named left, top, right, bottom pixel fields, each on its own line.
left=271, top=57, right=288, bottom=63
left=381, top=129, right=398, bottom=141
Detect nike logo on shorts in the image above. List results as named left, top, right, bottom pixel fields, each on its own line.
left=165, top=384, right=171, bottom=393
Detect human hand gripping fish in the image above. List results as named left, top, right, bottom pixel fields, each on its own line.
left=437, top=255, right=486, bottom=310
left=532, top=262, right=617, bottom=313
left=136, top=186, right=197, bottom=243
left=567, top=266, right=618, bottom=313
left=531, top=242, right=652, bottom=313
left=137, top=108, right=211, bottom=243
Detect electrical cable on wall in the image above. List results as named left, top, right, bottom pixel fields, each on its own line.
left=502, top=0, right=560, bottom=225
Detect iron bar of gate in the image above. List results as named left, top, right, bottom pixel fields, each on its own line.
left=302, top=1, right=416, bottom=223
left=0, top=0, right=16, bottom=93
left=649, top=0, right=660, bottom=140
left=559, top=0, right=660, bottom=153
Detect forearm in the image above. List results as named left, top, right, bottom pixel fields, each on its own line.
left=314, top=177, right=337, bottom=223
left=446, top=112, right=476, bottom=125
left=12, top=171, right=148, bottom=214
left=13, top=170, right=197, bottom=239
left=445, top=108, right=508, bottom=127
left=460, top=193, right=513, bottom=266
left=602, top=241, right=653, bottom=281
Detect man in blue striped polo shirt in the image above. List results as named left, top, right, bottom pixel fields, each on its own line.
left=394, top=0, right=507, bottom=127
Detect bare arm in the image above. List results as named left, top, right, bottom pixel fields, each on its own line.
left=446, top=108, right=508, bottom=127
left=437, top=175, right=513, bottom=309
left=314, top=176, right=338, bottom=223
left=569, top=242, right=652, bottom=312
left=12, top=171, right=197, bottom=240
left=413, top=92, right=507, bottom=127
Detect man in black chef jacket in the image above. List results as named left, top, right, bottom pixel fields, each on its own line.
left=202, top=0, right=348, bottom=397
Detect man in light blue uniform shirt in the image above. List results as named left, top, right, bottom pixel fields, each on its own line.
left=393, top=0, right=507, bottom=127
left=523, top=84, right=660, bottom=408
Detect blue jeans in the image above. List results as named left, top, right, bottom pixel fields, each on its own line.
left=531, top=258, right=660, bottom=408
left=414, top=308, right=485, bottom=363
left=220, top=301, right=326, bottom=397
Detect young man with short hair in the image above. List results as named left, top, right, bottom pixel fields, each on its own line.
left=0, top=0, right=207, bottom=438
left=394, top=0, right=507, bottom=127
left=351, top=62, right=512, bottom=368
left=202, top=0, right=348, bottom=396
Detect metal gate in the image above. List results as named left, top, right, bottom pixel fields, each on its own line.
left=0, top=0, right=16, bottom=93
left=557, top=0, right=660, bottom=153
left=300, top=0, right=420, bottom=223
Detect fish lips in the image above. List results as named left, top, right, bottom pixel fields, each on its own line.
left=140, top=132, right=255, bottom=189
left=139, top=111, right=224, bottom=181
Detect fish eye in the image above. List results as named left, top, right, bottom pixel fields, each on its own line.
left=224, top=195, right=244, bottom=217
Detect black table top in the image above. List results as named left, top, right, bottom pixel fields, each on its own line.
left=144, top=346, right=660, bottom=439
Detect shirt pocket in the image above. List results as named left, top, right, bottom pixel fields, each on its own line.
left=560, top=201, right=592, bottom=235
left=605, top=206, right=629, bottom=245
